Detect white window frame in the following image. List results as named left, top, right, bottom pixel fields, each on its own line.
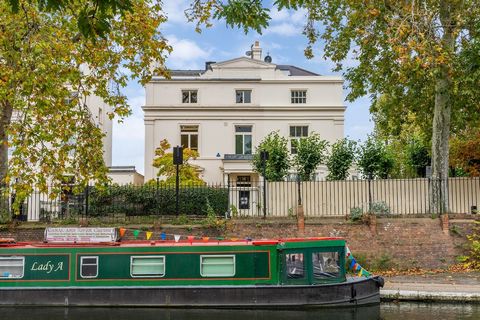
left=0, top=256, right=25, bottom=279
left=234, top=125, right=253, bottom=155
left=180, top=125, right=199, bottom=151
left=98, top=107, right=104, bottom=125
left=181, top=90, right=198, bottom=104
left=289, top=125, right=309, bottom=154
left=291, top=90, right=307, bottom=104
left=235, top=90, right=252, bottom=104
left=80, top=256, right=98, bottom=279
left=130, top=255, right=166, bottom=278
left=200, top=255, right=236, bottom=277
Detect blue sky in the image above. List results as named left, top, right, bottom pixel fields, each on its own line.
left=112, top=0, right=374, bottom=175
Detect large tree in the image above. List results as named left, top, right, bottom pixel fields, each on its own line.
left=190, top=0, right=480, bottom=213
left=1, top=1, right=170, bottom=207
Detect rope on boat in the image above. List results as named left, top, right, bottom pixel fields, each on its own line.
left=345, top=246, right=372, bottom=277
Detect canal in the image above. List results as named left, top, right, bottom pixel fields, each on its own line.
left=1, top=303, right=479, bottom=320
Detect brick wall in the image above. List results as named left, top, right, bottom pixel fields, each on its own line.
left=1, top=216, right=475, bottom=270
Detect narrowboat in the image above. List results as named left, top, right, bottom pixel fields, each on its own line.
left=0, top=228, right=383, bottom=308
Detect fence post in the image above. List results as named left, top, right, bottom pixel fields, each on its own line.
left=84, top=184, right=89, bottom=219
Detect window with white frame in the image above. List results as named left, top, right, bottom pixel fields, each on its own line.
left=0, top=256, right=24, bottom=279
left=235, top=90, right=251, bottom=103
left=289, top=125, right=308, bottom=154
left=200, top=255, right=235, bottom=277
left=80, top=256, right=98, bottom=278
left=291, top=90, right=307, bottom=104
left=235, top=125, right=252, bottom=155
left=182, top=90, right=198, bottom=103
left=130, top=256, right=165, bottom=277
left=180, top=125, right=199, bottom=151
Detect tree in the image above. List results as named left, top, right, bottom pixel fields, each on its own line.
left=252, top=131, right=290, bottom=181
left=7, top=0, right=134, bottom=39
left=191, top=1, right=480, bottom=212
left=294, top=133, right=328, bottom=181
left=152, top=139, right=204, bottom=185
left=326, top=138, right=356, bottom=181
left=1, top=1, right=170, bottom=207
left=357, top=136, right=394, bottom=179
left=450, top=127, right=480, bottom=176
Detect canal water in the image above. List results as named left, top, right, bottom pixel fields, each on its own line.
left=0, top=303, right=479, bottom=319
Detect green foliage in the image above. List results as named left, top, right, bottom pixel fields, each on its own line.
left=349, top=207, right=363, bottom=222
left=88, top=184, right=228, bottom=217
left=405, top=137, right=431, bottom=178
left=252, top=131, right=290, bottom=181
left=370, top=201, right=390, bottom=215
left=1, top=0, right=171, bottom=209
left=294, top=133, right=328, bottom=181
left=458, top=220, right=480, bottom=270
left=357, top=136, right=394, bottom=179
left=7, top=0, right=134, bottom=39
left=152, top=139, right=205, bottom=184
left=326, top=138, right=356, bottom=180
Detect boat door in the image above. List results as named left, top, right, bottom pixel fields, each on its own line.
left=281, top=249, right=310, bottom=285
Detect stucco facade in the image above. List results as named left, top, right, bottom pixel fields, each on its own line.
left=143, top=42, right=345, bottom=183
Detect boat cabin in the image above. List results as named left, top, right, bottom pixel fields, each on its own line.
left=0, top=229, right=346, bottom=288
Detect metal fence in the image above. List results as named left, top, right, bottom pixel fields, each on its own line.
left=1, top=177, right=479, bottom=222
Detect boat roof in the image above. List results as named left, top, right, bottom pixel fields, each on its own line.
left=0, top=237, right=344, bottom=249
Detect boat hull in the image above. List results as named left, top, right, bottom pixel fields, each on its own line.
left=0, top=277, right=381, bottom=308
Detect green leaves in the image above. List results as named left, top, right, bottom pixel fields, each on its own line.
left=252, top=131, right=290, bottom=181
left=216, top=0, right=270, bottom=34
left=1, top=0, right=170, bottom=209
left=294, top=133, right=328, bottom=181
left=326, top=138, right=356, bottom=181
left=357, top=136, right=394, bottom=179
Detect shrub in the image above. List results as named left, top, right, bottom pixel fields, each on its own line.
left=88, top=184, right=228, bottom=216
left=349, top=207, right=363, bottom=222
left=370, top=201, right=390, bottom=215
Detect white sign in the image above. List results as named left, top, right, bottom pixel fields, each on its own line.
left=45, top=227, right=118, bottom=243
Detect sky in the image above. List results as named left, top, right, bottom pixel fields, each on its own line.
left=111, top=0, right=374, bottom=175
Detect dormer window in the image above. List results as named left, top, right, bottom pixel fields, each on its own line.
left=182, top=90, right=197, bottom=103
left=236, top=90, right=251, bottom=103
left=291, top=90, right=307, bottom=104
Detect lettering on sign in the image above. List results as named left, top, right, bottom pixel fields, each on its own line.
left=45, top=227, right=117, bottom=243
left=31, top=261, right=64, bottom=274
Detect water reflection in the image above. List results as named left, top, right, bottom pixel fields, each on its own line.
left=381, top=302, right=480, bottom=320
left=0, top=306, right=380, bottom=320
left=2, top=303, right=480, bottom=320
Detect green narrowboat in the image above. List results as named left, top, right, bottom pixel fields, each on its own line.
left=0, top=229, right=383, bottom=307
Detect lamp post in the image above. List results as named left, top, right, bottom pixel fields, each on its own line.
left=260, top=150, right=269, bottom=219
left=173, top=146, right=183, bottom=216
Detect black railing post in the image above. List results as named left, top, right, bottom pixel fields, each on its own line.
left=156, top=177, right=160, bottom=216
left=84, top=184, right=89, bottom=219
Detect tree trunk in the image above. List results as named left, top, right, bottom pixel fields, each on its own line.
left=0, top=100, right=13, bottom=187
left=430, top=3, right=455, bottom=214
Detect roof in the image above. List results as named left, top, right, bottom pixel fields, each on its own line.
left=170, top=70, right=205, bottom=77
left=167, top=64, right=319, bottom=78
left=276, top=65, right=319, bottom=76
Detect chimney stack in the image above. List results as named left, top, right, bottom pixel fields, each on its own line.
left=251, top=41, right=262, bottom=60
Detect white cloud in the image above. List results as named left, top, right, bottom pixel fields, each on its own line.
left=163, top=0, right=190, bottom=24
left=270, top=7, right=307, bottom=25
left=166, top=36, right=212, bottom=69
left=264, top=23, right=301, bottom=37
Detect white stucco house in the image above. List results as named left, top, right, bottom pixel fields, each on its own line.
left=143, top=41, right=345, bottom=185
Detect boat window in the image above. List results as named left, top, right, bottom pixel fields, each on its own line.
left=312, top=252, right=340, bottom=279
left=80, top=256, right=98, bottom=278
left=131, top=256, right=165, bottom=277
left=200, top=255, right=235, bottom=277
left=286, top=253, right=305, bottom=279
left=0, top=256, right=24, bottom=279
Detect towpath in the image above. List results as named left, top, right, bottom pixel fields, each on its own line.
left=381, top=271, right=480, bottom=302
